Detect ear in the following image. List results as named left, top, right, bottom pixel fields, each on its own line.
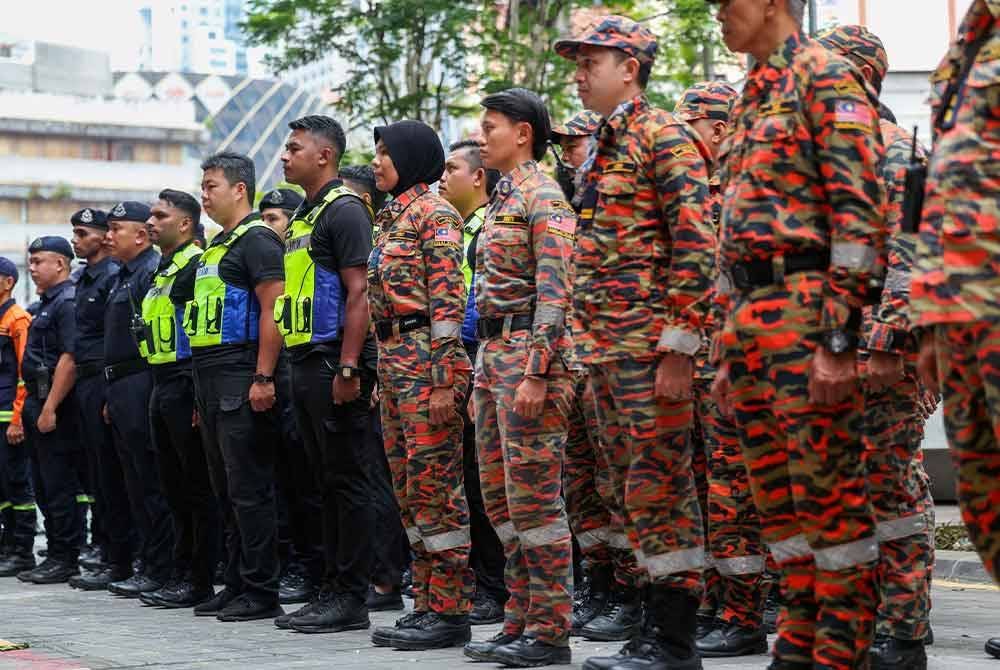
left=473, top=167, right=485, bottom=188
left=712, top=120, right=728, bottom=144
left=620, top=56, right=641, bottom=85
left=517, top=121, right=532, bottom=148
left=318, top=144, right=333, bottom=167
left=861, top=64, right=875, bottom=86
left=361, top=192, right=372, bottom=207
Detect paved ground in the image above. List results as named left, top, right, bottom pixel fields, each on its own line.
left=0, top=577, right=997, bottom=669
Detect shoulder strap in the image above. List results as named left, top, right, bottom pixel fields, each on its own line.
left=161, top=244, right=203, bottom=278
left=935, top=27, right=993, bottom=128
left=223, top=220, right=270, bottom=248
left=303, top=185, right=361, bottom=226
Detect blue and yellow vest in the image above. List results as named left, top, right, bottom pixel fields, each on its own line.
left=140, top=243, right=202, bottom=364
left=275, top=185, right=359, bottom=348
left=184, top=220, right=268, bottom=348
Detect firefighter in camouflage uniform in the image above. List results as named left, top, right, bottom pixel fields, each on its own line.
left=708, top=0, right=890, bottom=668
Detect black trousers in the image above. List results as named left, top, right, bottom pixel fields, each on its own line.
left=76, top=372, right=133, bottom=567
left=0, top=421, right=36, bottom=555
left=368, top=407, right=409, bottom=588
left=150, top=370, right=219, bottom=588
left=23, top=393, right=82, bottom=563
left=194, top=361, right=281, bottom=601
left=274, top=355, right=323, bottom=580
left=461, top=343, right=507, bottom=603
left=290, top=349, right=375, bottom=599
left=107, top=370, right=174, bottom=582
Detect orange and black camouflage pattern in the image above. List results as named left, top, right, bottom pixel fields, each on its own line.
left=815, top=25, right=889, bottom=87
left=551, top=110, right=603, bottom=139
left=718, top=31, right=887, bottom=669
left=674, top=81, right=739, bottom=123
left=553, top=14, right=658, bottom=65
left=368, top=184, right=474, bottom=614
left=473, top=161, right=577, bottom=645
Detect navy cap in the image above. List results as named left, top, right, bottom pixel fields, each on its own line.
left=259, top=189, right=304, bottom=213
left=71, top=208, right=109, bottom=230
left=28, top=236, right=74, bottom=260
left=0, top=257, right=18, bottom=284
left=108, top=201, right=152, bottom=224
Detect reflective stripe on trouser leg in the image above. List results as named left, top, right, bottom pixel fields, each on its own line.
left=575, top=526, right=609, bottom=551
left=876, top=514, right=927, bottom=542
left=714, top=555, right=766, bottom=576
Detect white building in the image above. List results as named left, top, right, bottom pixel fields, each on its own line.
left=138, top=0, right=251, bottom=76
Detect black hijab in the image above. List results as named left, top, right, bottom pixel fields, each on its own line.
left=374, top=120, right=446, bottom=197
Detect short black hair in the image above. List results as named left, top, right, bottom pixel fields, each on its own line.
left=340, top=164, right=387, bottom=213
left=158, top=189, right=201, bottom=230
left=449, top=139, right=501, bottom=196
left=612, top=49, right=652, bottom=89
left=480, top=88, right=552, bottom=161
left=289, top=115, right=347, bottom=166
left=200, top=151, right=256, bottom=206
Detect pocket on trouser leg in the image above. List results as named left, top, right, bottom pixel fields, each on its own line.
left=503, top=433, right=566, bottom=531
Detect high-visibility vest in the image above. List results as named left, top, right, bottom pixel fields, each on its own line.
left=140, top=243, right=202, bottom=364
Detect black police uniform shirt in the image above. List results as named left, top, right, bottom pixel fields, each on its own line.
left=104, top=246, right=161, bottom=368
left=74, top=256, right=120, bottom=366
left=23, top=279, right=76, bottom=384
left=191, top=212, right=285, bottom=369
left=288, top=178, right=376, bottom=366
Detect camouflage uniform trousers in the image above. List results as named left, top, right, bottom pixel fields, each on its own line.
left=933, top=322, right=1000, bottom=584
left=377, top=331, right=474, bottom=615
left=691, top=403, right=721, bottom=617
left=587, top=357, right=705, bottom=596
left=862, top=357, right=935, bottom=641
left=475, top=330, right=574, bottom=645
left=694, top=377, right=766, bottom=630
left=563, top=372, right=641, bottom=590
left=726, top=286, right=878, bottom=669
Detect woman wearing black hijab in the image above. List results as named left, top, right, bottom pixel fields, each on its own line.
left=366, top=120, right=474, bottom=651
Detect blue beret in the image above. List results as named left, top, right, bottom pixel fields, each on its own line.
left=0, top=257, right=18, bottom=283
left=28, top=236, right=74, bottom=260
left=108, top=201, right=152, bottom=224
left=259, top=189, right=304, bottom=213
left=71, top=208, right=109, bottom=230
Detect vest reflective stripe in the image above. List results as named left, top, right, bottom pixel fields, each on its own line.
left=0, top=410, right=12, bottom=422
left=276, top=186, right=356, bottom=348
left=184, top=221, right=268, bottom=348
left=141, top=244, right=202, bottom=365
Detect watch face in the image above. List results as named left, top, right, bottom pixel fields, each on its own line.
left=831, top=331, right=848, bottom=353
left=341, top=367, right=353, bottom=378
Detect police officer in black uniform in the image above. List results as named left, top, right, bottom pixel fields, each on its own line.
left=102, top=202, right=174, bottom=598
left=17, top=236, right=82, bottom=584
left=67, top=208, right=134, bottom=591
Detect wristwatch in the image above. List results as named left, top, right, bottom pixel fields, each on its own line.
left=337, top=365, right=361, bottom=380
left=252, top=373, right=275, bottom=384
left=821, top=330, right=859, bottom=355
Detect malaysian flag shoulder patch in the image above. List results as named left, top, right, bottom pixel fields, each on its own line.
left=833, top=100, right=873, bottom=132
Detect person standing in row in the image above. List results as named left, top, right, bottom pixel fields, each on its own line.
left=367, top=120, right=474, bottom=651
left=137, top=190, right=219, bottom=609
left=465, top=88, right=577, bottom=668
left=102, top=202, right=174, bottom=599
left=556, top=15, right=717, bottom=670
left=187, top=152, right=285, bottom=622
left=275, top=115, right=378, bottom=634
left=18, top=237, right=82, bottom=585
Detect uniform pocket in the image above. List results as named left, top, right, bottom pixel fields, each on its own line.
left=219, top=394, right=246, bottom=413
left=506, top=432, right=562, bottom=465
left=966, top=55, right=1000, bottom=141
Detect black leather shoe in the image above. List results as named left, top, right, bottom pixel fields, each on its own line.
left=582, top=639, right=644, bottom=670
left=194, top=586, right=239, bottom=616
left=389, top=612, right=471, bottom=651
left=108, top=573, right=162, bottom=597
left=596, top=587, right=702, bottom=670
left=763, top=591, right=780, bottom=635
left=695, top=622, right=767, bottom=657
left=870, top=635, right=927, bottom=670
left=470, top=591, right=504, bottom=625
left=279, top=570, right=315, bottom=605
left=579, top=589, right=642, bottom=641
left=216, top=594, right=284, bottom=622
left=401, top=568, right=413, bottom=598
left=366, top=585, right=404, bottom=612
left=573, top=565, right=611, bottom=635
left=695, top=614, right=716, bottom=640
left=69, top=565, right=131, bottom=591
left=372, top=610, right=427, bottom=646
left=19, top=558, right=78, bottom=584
left=149, top=581, right=214, bottom=609
left=289, top=592, right=369, bottom=634
left=464, top=632, right=520, bottom=662
left=987, top=637, right=1000, bottom=659
left=0, top=553, right=36, bottom=577
left=492, top=635, right=570, bottom=668
left=78, top=545, right=105, bottom=571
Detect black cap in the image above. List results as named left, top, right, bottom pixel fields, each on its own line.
left=0, top=257, right=18, bottom=284
left=71, top=208, right=109, bottom=230
left=259, top=189, right=304, bottom=213
left=108, top=201, right=152, bottom=224
left=28, top=236, right=74, bottom=260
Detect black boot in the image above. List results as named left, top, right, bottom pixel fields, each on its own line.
left=389, top=612, right=471, bottom=651
left=69, top=564, right=131, bottom=591
left=762, top=588, right=780, bottom=634
left=695, top=621, right=767, bottom=657
left=146, top=580, right=214, bottom=608
left=288, top=592, right=369, bottom=634
left=18, top=558, right=78, bottom=585
left=108, top=572, right=162, bottom=597
left=194, top=586, right=239, bottom=617
left=371, top=610, right=427, bottom=647
left=470, top=590, right=504, bottom=625
left=0, top=552, right=35, bottom=577
left=870, top=634, right=927, bottom=670
left=464, top=631, right=520, bottom=662
left=366, top=584, right=404, bottom=612
left=588, top=586, right=702, bottom=670
left=573, top=563, right=612, bottom=635
left=695, top=614, right=716, bottom=640
left=492, top=635, right=571, bottom=668
left=987, top=637, right=1000, bottom=659
left=580, top=583, right=642, bottom=641
left=275, top=595, right=321, bottom=630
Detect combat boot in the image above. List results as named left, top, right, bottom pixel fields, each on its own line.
left=588, top=586, right=702, bottom=670
left=579, top=583, right=642, bottom=641
left=573, top=563, right=612, bottom=635
left=869, top=634, right=927, bottom=670
left=695, top=614, right=716, bottom=640
left=464, top=631, right=520, bottom=662
left=389, top=612, right=471, bottom=650
left=372, top=610, right=427, bottom=646
left=986, top=637, right=1000, bottom=659
left=0, top=552, right=35, bottom=577
left=491, top=634, right=571, bottom=667
left=695, top=621, right=767, bottom=657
